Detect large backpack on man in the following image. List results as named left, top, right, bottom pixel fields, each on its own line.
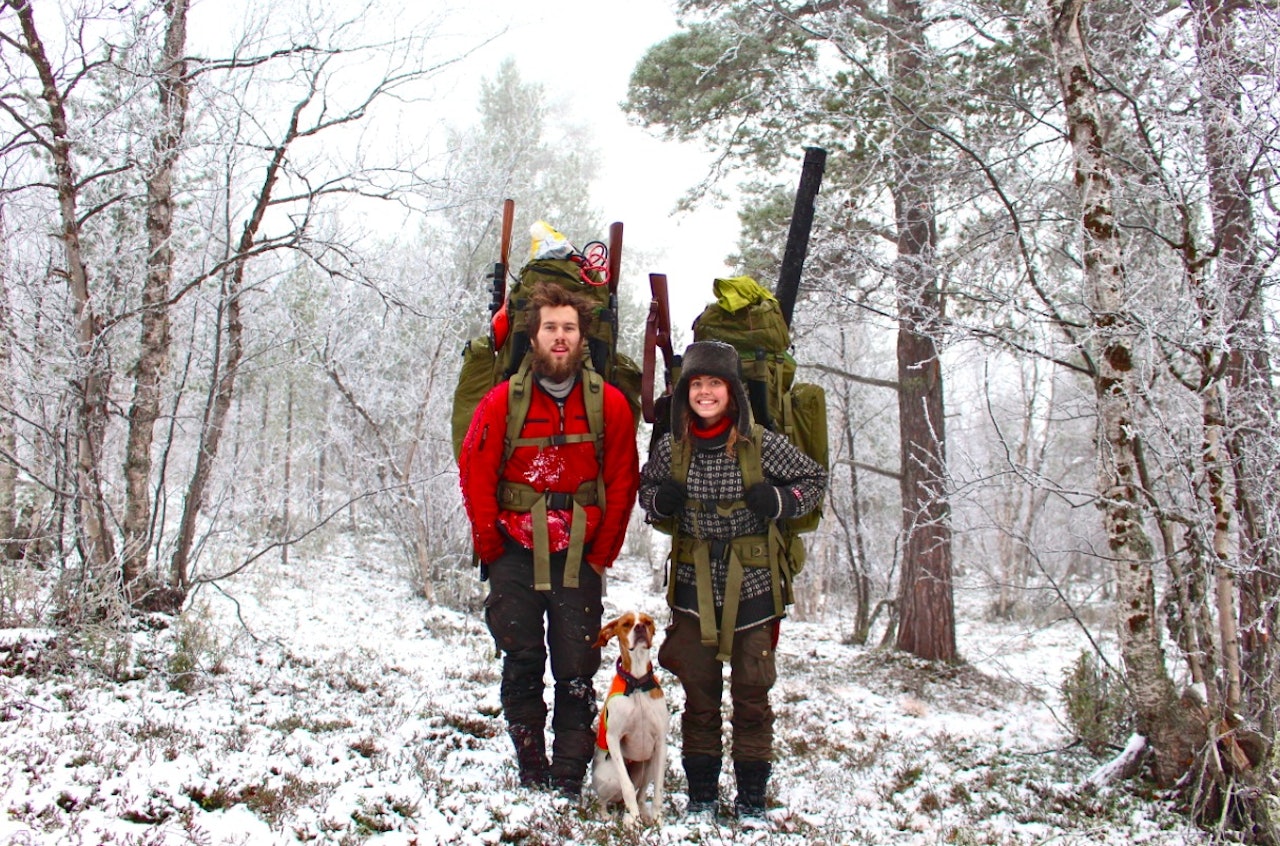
left=685, top=275, right=828, bottom=566
left=450, top=222, right=642, bottom=587
left=450, top=236, right=642, bottom=464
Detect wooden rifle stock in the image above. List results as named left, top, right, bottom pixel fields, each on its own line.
left=490, top=199, right=515, bottom=348
left=642, top=272, right=676, bottom=425
left=775, top=147, right=827, bottom=328
left=607, top=221, right=623, bottom=295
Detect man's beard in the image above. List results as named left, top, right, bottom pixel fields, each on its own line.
left=530, top=339, right=586, bottom=381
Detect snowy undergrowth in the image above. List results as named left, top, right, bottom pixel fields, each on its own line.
left=1, top=537, right=1204, bottom=845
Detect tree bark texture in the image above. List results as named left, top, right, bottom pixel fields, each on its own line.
left=1048, top=0, right=1194, bottom=787
left=0, top=230, right=16, bottom=561
left=123, top=0, right=190, bottom=604
left=1191, top=0, right=1279, bottom=738
left=10, top=0, right=116, bottom=582
left=888, top=0, right=956, bottom=663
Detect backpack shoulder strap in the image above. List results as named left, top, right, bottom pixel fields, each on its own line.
left=503, top=354, right=535, bottom=466
left=583, top=363, right=607, bottom=518
left=670, top=433, right=692, bottom=486
left=735, top=423, right=766, bottom=489
left=582, top=365, right=605, bottom=451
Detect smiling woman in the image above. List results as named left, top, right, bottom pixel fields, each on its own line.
left=686, top=375, right=731, bottom=427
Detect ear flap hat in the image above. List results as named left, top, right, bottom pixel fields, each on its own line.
left=671, top=340, right=752, bottom=440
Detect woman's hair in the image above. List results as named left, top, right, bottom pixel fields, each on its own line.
left=524, top=281, right=594, bottom=338
left=682, top=382, right=745, bottom=457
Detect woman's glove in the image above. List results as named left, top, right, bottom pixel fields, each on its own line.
left=745, top=483, right=787, bottom=520
left=653, top=480, right=686, bottom=517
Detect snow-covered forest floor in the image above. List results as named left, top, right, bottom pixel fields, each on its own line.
left=1, top=536, right=1207, bottom=845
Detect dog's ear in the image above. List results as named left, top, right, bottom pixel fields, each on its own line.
left=594, top=617, right=619, bottom=648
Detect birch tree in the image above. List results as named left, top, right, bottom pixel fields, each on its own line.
left=0, top=0, right=459, bottom=616
left=3, top=0, right=117, bottom=597
left=121, top=0, right=189, bottom=604
left=1046, top=0, right=1198, bottom=789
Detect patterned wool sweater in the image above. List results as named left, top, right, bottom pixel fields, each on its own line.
left=639, top=427, right=827, bottom=631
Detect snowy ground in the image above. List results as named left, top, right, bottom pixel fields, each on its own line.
left=1, top=537, right=1207, bottom=845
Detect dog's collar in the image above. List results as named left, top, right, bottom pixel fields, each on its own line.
left=615, top=657, right=659, bottom=694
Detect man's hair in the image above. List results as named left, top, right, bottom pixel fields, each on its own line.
left=524, top=281, right=594, bottom=338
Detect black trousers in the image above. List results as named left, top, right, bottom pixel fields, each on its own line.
left=484, top=544, right=603, bottom=778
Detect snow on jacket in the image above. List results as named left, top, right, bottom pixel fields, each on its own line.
left=459, top=373, right=639, bottom=569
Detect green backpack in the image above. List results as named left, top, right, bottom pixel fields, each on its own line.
left=450, top=257, right=642, bottom=463
left=688, top=275, right=828, bottom=558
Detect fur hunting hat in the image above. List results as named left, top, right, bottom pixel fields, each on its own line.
left=671, top=340, right=752, bottom=439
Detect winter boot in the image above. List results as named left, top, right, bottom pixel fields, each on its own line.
left=683, top=754, right=721, bottom=817
left=549, top=727, right=593, bottom=799
left=507, top=724, right=550, bottom=789
left=733, top=759, right=772, bottom=821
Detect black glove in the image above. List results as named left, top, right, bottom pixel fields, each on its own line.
left=744, top=483, right=785, bottom=520
left=653, top=480, right=686, bottom=517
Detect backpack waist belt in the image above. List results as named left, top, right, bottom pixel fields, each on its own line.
left=497, top=480, right=597, bottom=591
left=670, top=532, right=785, bottom=661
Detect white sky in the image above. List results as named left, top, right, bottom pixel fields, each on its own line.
left=446, top=0, right=742, bottom=330
left=182, top=0, right=740, bottom=330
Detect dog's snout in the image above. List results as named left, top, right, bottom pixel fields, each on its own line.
left=634, top=623, right=652, bottom=647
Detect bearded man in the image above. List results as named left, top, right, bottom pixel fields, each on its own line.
left=458, top=281, right=639, bottom=797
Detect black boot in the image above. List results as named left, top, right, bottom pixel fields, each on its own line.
left=683, top=754, right=721, bottom=816
left=508, top=724, right=550, bottom=788
left=549, top=727, right=594, bottom=798
left=733, top=760, right=771, bottom=820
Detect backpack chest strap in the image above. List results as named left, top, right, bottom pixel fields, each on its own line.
left=509, top=431, right=599, bottom=450
left=497, top=481, right=598, bottom=510
left=498, top=481, right=596, bottom=591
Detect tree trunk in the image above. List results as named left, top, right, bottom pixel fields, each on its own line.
left=122, top=0, right=190, bottom=605
left=281, top=380, right=293, bottom=567
left=888, top=0, right=955, bottom=663
left=844, top=403, right=872, bottom=644
left=1048, top=0, right=1194, bottom=787
left=10, top=1, right=116, bottom=585
left=169, top=99, right=302, bottom=593
left=1191, top=0, right=1279, bottom=739
left=0, top=220, right=16, bottom=561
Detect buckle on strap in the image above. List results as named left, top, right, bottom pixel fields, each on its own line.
left=497, top=481, right=598, bottom=510
left=545, top=491, right=574, bottom=510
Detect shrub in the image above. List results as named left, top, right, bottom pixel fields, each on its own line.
left=1060, top=650, right=1130, bottom=755
left=167, top=609, right=222, bottom=693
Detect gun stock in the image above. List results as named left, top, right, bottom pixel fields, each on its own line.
left=490, top=198, right=516, bottom=348
left=642, top=272, right=677, bottom=425
left=607, top=221, right=623, bottom=295
left=500, top=199, right=515, bottom=270
left=775, top=147, right=827, bottom=328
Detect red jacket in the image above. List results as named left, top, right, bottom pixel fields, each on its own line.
left=459, top=374, right=639, bottom=569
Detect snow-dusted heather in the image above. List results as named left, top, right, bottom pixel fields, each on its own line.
left=1, top=538, right=1205, bottom=845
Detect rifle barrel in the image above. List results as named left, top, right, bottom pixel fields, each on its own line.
left=776, top=147, right=827, bottom=327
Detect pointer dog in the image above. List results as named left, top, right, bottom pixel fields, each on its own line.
left=591, top=611, right=669, bottom=825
